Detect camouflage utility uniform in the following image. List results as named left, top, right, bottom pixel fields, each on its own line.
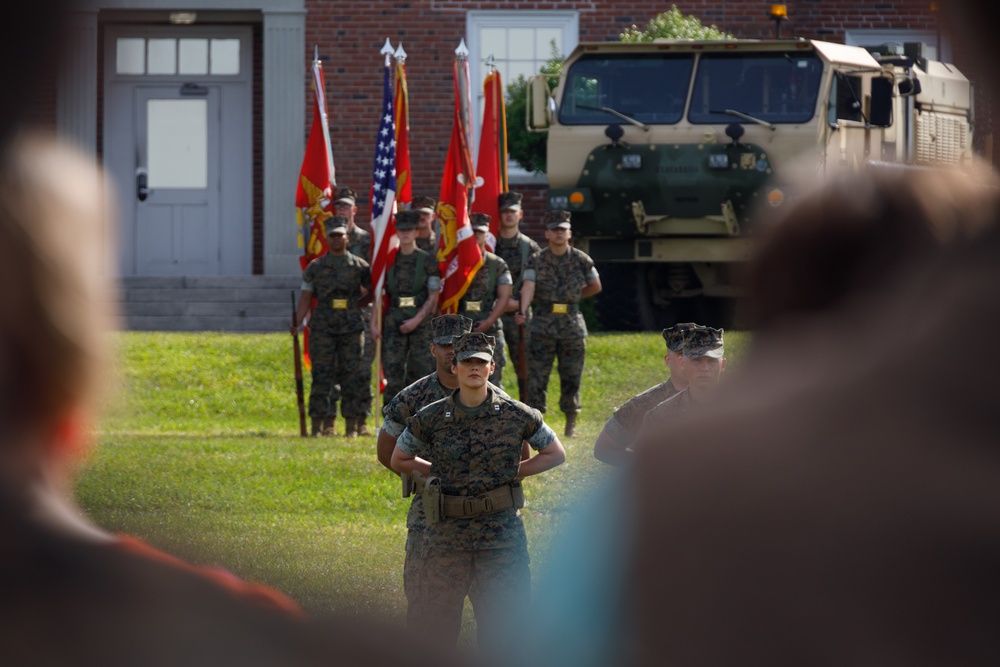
left=495, top=232, right=540, bottom=378
left=397, top=384, right=556, bottom=651
left=347, top=224, right=375, bottom=418
left=602, top=380, right=682, bottom=452
left=523, top=246, right=599, bottom=413
left=382, top=249, right=440, bottom=403
left=381, top=372, right=509, bottom=626
left=301, top=251, right=372, bottom=423
left=458, top=251, right=511, bottom=384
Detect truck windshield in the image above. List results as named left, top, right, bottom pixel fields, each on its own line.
left=559, top=54, right=694, bottom=125
left=688, top=51, right=823, bottom=124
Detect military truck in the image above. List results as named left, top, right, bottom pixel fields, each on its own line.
left=528, top=39, right=974, bottom=329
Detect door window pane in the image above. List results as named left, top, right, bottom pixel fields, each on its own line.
left=179, top=39, right=208, bottom=75
left=117, top=38, right=146, bottom=75
left=210, top=39, right=240, bottom=75
left=147, top=99, right=207, bottom=188
left=147, top=39, right=177, bottom=75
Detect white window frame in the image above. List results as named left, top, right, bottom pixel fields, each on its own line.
left=467, top=10, right=579, bottom=184
left=844, top=29, right=951, bottom=63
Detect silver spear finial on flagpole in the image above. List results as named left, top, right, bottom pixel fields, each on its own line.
left=455, top=38, right=469, bottom=59
left=394, top=42, right=407, bottom=63
left=381, top=37, right=394, bottom=67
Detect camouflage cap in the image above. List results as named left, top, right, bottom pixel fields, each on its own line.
left=412, top=196, right=436, bottom=214
left=683, top=326, right=725, bottom=359
left=544, top=209, right=572, bottom=229
left=324, top=215, right=349, bottom=236
left=431, top=314, right=473, bottom=345
left=661, top=322, right=700, bottom=353
left=394, top=209, right=420, bottom=231
left=470, top=212, right=491, bottom=231
left=333, top=187, right=357, bottom=206
left=498, top=191, right=523, bottom=211
left=454, top=332, right=496, bottom=362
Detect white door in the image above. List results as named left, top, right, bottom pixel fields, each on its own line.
left=135, top=85, right=220, bottom=275
left=104, top=26, right=252, bottom=276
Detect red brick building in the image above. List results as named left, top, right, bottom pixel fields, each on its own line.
left=32, top=1, right=984, bottom=329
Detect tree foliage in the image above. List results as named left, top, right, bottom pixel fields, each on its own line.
left=505, top=7, right=734, bottom=175
left=505, top=45, right=563, bottom=175
left=620, top=5, right=735, bottom=42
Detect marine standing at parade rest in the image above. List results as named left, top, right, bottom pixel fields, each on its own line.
left=391, top=333, right=566, bottom=653
left=412, top=195, right=438, bottom=254
left=293, top=216, right=372, bottom=437
left=376, top=315, right=519, bottom=630
left=495, top=191, right=540, bottom=377
left=593, top=322, right=699, bottom=465
left=638, top=326, right=727, bottom=441
left=460, top=213, right=512, bottom=385
left=371, top=209, right=441, bottom=405
left=333, top=186, right=375, bottom=434
left=515, top=210, right=602, bottom=437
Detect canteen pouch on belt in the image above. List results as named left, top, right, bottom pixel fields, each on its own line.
left=510, top=479, right=525, bottom=509
left=422, top=476, right=442, bottom=523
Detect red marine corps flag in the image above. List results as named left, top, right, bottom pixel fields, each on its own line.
left=296, top=48, right=336, bottom=269
left=437, top=39, right=483, bottom=314
left=393, top=43, right=412, bottom=209
left=294, top=49, right=337, bottom=371
left=470, top=64, right=508, bottom=251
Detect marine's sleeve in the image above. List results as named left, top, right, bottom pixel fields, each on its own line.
left=522, top=405, right=556, bottom=450
left=496, top=256, right=513, bottom=285
left=301, top=261, right=317, bottom=292
left=358, top=256, right=371, bottom=291
left=396, top=421, right=430, bottom=458
left=523, top=250, right=539, bottom=283
left=579, top=249, right=599, bottom=283
left=425, top=251, right=442, bottom=292
left=381, top=392, right=408, bottom=437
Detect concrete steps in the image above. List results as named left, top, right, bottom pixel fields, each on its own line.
left=118, top=276, right=301, bottom=332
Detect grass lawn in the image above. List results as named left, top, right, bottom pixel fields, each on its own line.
left=78, top=329, right=750, bottom=634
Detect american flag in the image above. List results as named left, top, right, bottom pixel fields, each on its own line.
left=369, top=58, right=398, bottom=304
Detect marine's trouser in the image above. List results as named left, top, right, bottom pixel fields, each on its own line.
left=408, top=545, right=529, bottom=652
left=382, top=315, right=435, bottom=405
left=307, top=328, right=371, bottom=419
left=525, top=333, right=586, bottom=414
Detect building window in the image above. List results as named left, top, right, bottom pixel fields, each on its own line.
left=467, top=11, right=579, bottom=181
left=115, top=37, right=241, bottom=76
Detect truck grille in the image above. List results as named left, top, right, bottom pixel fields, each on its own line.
left=915, top=111, right=970, bottom=166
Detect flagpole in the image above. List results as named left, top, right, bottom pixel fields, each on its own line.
left=372, top=37, right=396, bottom=428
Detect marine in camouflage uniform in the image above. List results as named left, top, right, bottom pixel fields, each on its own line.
left=593, top=322, right=699, bottom=466
left=377, top=315, right=513, bottom=629
left=494, top=191, right=541, bottom=394
left=391, top=333, right=565, bottom=652
left=372, top=209, right=441, bottom=406
left=412, top=195, right=438, bottom=254
left=460, top=213, right=512, bottom=385
left=637, top=326, right=727, bottom=445
left=515, top=210, right=602, bottom=437
left=334, top=186, right=375, bottom=434
left=294, top=216, right=372, bottom=437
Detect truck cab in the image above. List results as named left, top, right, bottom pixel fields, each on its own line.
left=530, top=39, right=973, bottom=328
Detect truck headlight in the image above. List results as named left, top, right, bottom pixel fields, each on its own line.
left=549, top=195, right=569, bottom=209
left=708, top=153, right=729, bottom=169
left=621, top=154, right=642, bottom=170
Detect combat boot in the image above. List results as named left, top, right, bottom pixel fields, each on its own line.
left=321, top=416, right=337, bottom=436
left=564, top=413, right=578, bottom=438
left=355, top=417, right=371, bottom=437
left=344, top=417, right=358, bottom=437
left=310, top=417, right=323, bottom=437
